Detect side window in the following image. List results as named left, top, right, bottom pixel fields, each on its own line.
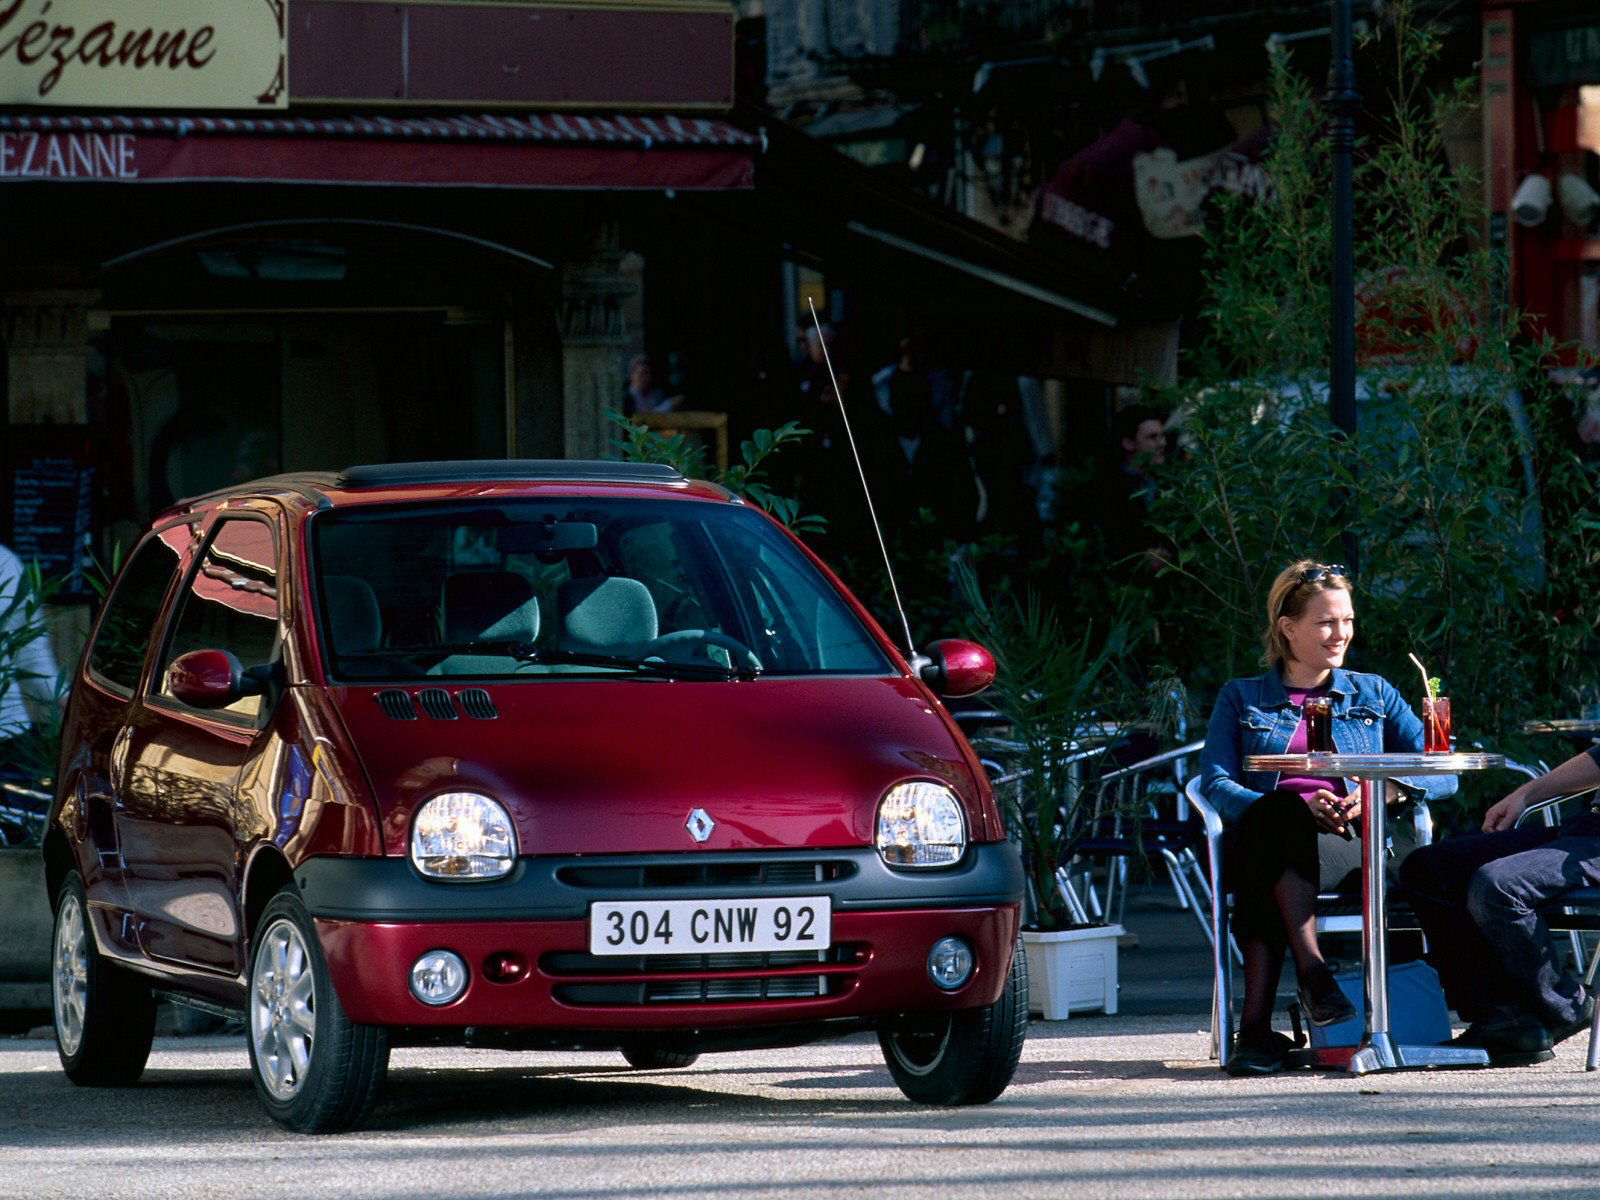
left=158, top=519, right=282, bottom=720
left=88, top=528, right=188, bottom=692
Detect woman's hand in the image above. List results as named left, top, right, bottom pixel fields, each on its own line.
left=1339, top=791, right=1361, bottom=834
left=1306, top=788, right=1353, bottom=834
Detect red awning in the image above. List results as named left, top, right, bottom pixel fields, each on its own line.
left=0, top=113, right=759, bottom=190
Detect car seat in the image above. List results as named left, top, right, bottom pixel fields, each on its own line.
left=431, top=570, right=541, bottom=674
left=321, top=575, right=383, bottom=656
left=554, top=576, right=658, bottom=655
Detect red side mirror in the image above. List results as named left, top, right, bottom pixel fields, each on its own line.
left=167, top=649, right=249, bottom=709
left=919, top=638, right=996, bottom=699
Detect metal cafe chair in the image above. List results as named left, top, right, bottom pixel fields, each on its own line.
left=1511, top=785, right=1600, bottom=1071
left=1183, top=774, right=1438, bottom=1062
left=1062, top=741, right=1211, bottom=932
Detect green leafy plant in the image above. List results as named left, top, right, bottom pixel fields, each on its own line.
left=0, top=550, right=122, bottom=846
left=608, top=414, right=826, bottom=534
left=957, top=561, right=1136, bottom=931
left=1150, top=7, right=1600, bottom=777
left=0, top=560, right=69, bottom=842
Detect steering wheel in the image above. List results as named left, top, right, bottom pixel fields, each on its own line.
left=644, top=629, right=763, bottom=673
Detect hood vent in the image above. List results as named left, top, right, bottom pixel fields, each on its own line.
left=375, top=690, right=417, bottom=720
left=459, top=688, right=498, bottom=719
left=418, top=688, right=458, bottom=720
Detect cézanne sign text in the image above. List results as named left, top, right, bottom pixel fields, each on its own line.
left=0, top=0, right=286, bottom=109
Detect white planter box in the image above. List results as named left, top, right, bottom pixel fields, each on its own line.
left=1022, top=924, right=1122, bottom=1020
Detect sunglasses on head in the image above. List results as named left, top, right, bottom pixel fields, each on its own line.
left=1297, top=563, right=1347, bottom=584
left=1279, top=564, right=1349, bottom=617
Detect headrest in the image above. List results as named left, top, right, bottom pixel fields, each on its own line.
left=556, top=576, right=658, bottom=649
left=442, top=570, right=540, bottom=643
left=322, top=575, right=383, bottom=654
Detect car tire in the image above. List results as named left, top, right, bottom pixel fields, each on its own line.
left=878, top=937, right=1027, bottom=1106
left=620, top=1042, right=700, bottom=1070
left=247, top=889, right=390, bottom=1133
left=52, top=871, right=156, bottom=1086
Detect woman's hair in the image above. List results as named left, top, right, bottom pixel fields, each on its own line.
left=1262, top=559, right=1353, bottom=667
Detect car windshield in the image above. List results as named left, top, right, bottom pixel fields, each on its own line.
left=311, top=497, right=894, bottom=681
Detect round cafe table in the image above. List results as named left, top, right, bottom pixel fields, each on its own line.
left=1244, top=751, right=1503, bottom=1074
left=1522, top=719, right=1600, bottom=738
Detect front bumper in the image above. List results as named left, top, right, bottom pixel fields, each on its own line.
left=317, top=905, right=1019, bottom=1028
left=300, top=843, right=1024, bottom=1029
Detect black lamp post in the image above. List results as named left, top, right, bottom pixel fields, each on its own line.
left=1327, top=0, right=1359, bottom=440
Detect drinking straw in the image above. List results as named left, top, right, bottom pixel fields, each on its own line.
left=1408, top=652, right=1434, bottom=704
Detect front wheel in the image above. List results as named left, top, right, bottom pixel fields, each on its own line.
left=878, top=938, right=1027, bottom=1106
left=247, top=889, right=390, bottom=1133
left=53, top=871, right=156, bottom=1085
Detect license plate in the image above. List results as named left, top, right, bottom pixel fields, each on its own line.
left=588, top=897, right=832, bottom=956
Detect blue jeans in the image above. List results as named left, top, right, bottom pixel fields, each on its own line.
left=1399, top=811, right=1600, bottom=1027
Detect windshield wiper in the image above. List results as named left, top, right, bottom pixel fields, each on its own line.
left=510, top=645, right=759, bottom=681
left=342, top=641, right=759, bottom=681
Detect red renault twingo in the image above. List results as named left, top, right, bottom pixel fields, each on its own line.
left=45, top=461, right=1025, bottom=1132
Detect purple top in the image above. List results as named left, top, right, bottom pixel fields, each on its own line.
left=1279, top=683, right=1347, bottom=801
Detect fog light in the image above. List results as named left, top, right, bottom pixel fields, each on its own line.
left=410, top=950, right=469, bottom=1006
left=928, top=937, right=974, bottom=990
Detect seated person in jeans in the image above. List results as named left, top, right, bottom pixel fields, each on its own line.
left=1201, top=560, right=1456, bottom=1075
left=1400, top=747, right=1600, bottom=1065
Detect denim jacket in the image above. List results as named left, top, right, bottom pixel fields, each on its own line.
left=1200, top=666, right=1457, bottom=823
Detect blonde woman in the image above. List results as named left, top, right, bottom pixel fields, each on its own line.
left=1199, top=561, right=1455, bottom=1075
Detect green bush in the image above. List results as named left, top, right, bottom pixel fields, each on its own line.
left=1149, top=9, right=1600, bottom=800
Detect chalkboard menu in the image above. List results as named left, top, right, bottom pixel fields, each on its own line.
left=4, top=427, right=94, bottom=599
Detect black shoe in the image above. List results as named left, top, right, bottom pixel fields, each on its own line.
left=1298, top=966, right=1359, bottom=1027
left=1224, top=1030, right=1295, bottom=1077
left=1548, top=996, right=1596, bottom=1047
left=1451, top=1014, right=1555, bottom=1067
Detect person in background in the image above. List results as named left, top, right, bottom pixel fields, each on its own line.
left=1200, top=560, right=1455, bottom=1075
left=0, top=543, right=62, bottom=776
left=622, top=355, right=676, bottom=415
left=1399, top=747, right=1600, bottom=1066
left=1092, top=403, right=1169, bottom=567
left=865, top=353, right=981, bottom=543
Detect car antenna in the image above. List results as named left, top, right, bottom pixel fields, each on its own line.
left=806, top=298, right=922, bottom=665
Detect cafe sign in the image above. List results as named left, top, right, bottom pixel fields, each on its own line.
left=0, top=0, right=286, bottom=109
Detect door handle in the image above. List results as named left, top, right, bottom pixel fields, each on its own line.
left=110, top=726, right=134, bottom=799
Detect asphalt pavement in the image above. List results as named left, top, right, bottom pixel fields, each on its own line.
left=6, top=887, right=1598, bottom=1199
left=4, top=1016, right=1600, bottom=1199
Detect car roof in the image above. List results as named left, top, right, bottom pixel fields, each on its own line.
left=167, top=460, right=735, bottom=518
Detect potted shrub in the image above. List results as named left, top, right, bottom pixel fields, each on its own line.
left=960, top=567, right=1133, bottom=1020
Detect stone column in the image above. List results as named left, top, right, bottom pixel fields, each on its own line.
left=558, top=224, right=643, bottom=461
left=2, top=288, right=99, bottom=424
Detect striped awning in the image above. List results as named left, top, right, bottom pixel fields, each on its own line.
left=0, top=112, right=761, bottom=189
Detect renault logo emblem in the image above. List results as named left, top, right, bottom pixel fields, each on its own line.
left=686, top=808, right=716, bottom=844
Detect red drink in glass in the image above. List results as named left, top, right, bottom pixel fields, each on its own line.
left=1423, top=696, right=1451, bottom=753
left=1304, top=697, right=1334, bottom=753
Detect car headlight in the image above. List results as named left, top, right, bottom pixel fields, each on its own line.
left=876, top=781, right=966, bottom=869
left=410, top=792, right=517, bottom=880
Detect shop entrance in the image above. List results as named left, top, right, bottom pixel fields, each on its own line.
left=108, top=311, right=507, bottom=518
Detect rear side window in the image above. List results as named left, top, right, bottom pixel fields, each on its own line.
left=88, top=529, right=187, bottom=692
left=158, top=519, right=282, bottom=720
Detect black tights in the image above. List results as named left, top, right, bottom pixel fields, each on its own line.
left=1229, top=789, right=1329, bottom=1034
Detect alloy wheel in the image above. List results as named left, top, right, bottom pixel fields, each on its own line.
left=251, top=919, right=318, bottom=1101
left=52, top=892, right=88, bottom=1057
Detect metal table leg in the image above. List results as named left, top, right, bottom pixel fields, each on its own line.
left=1347, top=774, right=1488, bottom=1073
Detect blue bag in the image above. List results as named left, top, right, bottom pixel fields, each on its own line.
left=1304, top=959, right=1453, bottom=1049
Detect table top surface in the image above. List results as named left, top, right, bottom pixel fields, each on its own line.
left=1522, top=719, right=1600, bottom=735
left=1244, top=752, right=1504, bottom=776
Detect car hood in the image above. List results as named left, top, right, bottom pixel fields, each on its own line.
left=329, top=676, right=987, bottom=857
